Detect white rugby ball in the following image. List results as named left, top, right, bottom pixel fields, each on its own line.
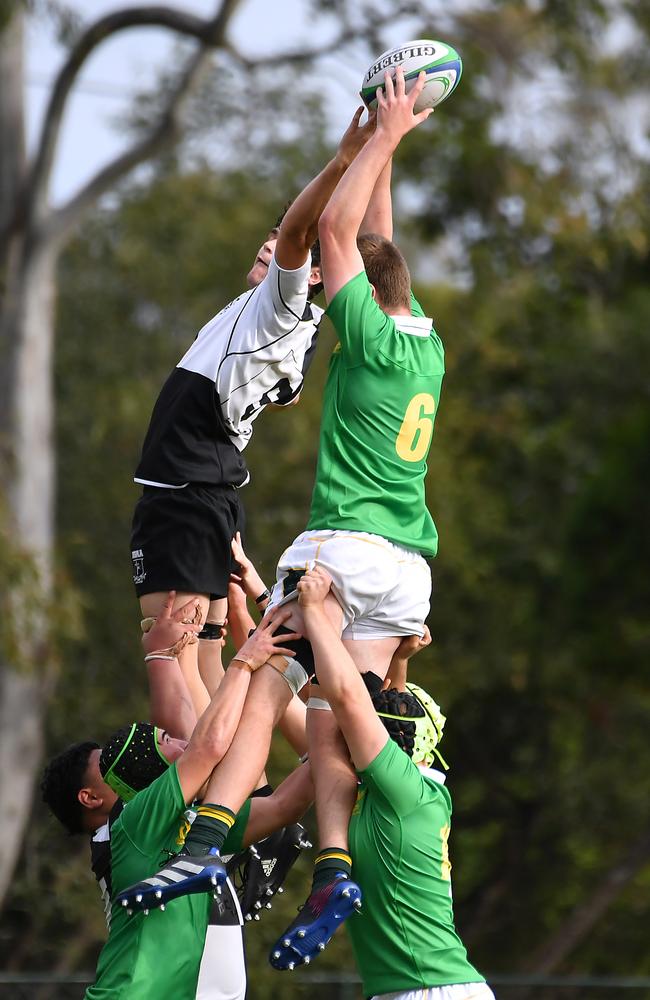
left=361, top=39, right=462, bottom=113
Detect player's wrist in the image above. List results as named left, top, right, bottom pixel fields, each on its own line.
left=240, top=569, right=266, bottom=599
left=300, top=600, right=327, bottom=616
left=333, top=149, right=354, bottom=172
left=144, top=651, right=177, bottom=663
left=229, top=656, right=256, bottom=673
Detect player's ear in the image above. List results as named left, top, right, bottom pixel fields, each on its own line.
left=369, top=283, right=377, bottom=300
left=308, top=265, right=321, bottom=287
left=78, top=786, right=102, bottom=811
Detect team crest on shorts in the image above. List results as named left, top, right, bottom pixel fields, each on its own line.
left=131, top=548, right=146, bottom=585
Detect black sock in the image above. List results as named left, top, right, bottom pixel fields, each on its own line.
left=184, top=803, right=235, bottom=855
left=312, top=847, right=352, bottom=891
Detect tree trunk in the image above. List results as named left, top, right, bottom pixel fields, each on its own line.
left=0, top=8, right=55, bottom=907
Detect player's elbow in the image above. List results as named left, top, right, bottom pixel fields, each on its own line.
left=325, top=676, right=363, bottom=714
left=318, top=211, right=343, bottom=248
left=199, top=726, right=234, bottom=768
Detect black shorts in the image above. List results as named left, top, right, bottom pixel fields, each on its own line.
left=130, top=483, right=245, bottom=599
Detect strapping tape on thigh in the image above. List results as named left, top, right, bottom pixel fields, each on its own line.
left=270, top=656, right=309, bottom=696
left=307, top=696, right=332, bottom=712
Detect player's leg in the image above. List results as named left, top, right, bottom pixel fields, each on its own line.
left=116, top=656, right=309, bottom=912
left=132, top=483, right=243, bottom=717
left=270, top=634, right=400, bottom=971
left=198, top=597, right=228, bottom=697
left=310, top=634, right=401, bottom=848
left=140, top=590, right=211, bottom=717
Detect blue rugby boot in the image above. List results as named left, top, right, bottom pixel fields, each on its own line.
left=269, top=873, right=362, bottom=970
left=116, top=847, right=227, bottom=914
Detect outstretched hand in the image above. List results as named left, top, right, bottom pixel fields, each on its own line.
left=231, top=531, right=267, bottom=602
left=337, top=106, right=378, bottom=167
left=142, top=591, right=203, bottom=658
left=232, top=606, right=302, bottom=672
left=376, top=67, right=433, bottom=146
left=297, top=565, right=333, bottom=608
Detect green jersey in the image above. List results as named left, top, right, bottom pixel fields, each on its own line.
left=348, top=738, right=484, bottom=997
left=85, top=766, right=248, bottom=999
left=307, top=272, right=444, bottom=557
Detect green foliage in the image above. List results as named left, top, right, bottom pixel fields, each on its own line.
left=2, top=2, right=650, bottom=994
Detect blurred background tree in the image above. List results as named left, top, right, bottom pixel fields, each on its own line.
left=1, top=0, right=649, bottom=996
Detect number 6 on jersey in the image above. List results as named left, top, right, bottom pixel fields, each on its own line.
left=395, top=393, right=436, bottom=462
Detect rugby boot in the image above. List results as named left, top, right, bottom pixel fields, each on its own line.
left=269, top=873, right=362, bottom=969
left=229, top=823, right=311, bottom=921
left=116, top=847, right=226, bottom=914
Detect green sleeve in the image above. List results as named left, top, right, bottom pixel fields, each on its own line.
left=222, top=797, right=252, bottom=854
left=326, top=271, right=392, bottom=367
left=410, top=290, right=425, bottom=317
left=357, top=737, right=443, bottom=817
left=117, top=764, right=186, bottom=855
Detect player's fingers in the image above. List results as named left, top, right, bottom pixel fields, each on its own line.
left=411, top=70, right=427, bottom=100
left=351, top=105, right=364, bottom=127
left=262, top=606, right=292, bottom=629
left=161, top=590, right=176, bottom=617
left=271, top=630, right=301, bottom=644
left=313, top=564, right=333, bottom=586
left=273, top=645, right=302, bottom=659
left=414, top=107, right=434, bottom=126
left=173, top=595, right=197, bottom=620
left=394, top=65, right=406, bottom=97
left=383, top=69, right=395, bottom=100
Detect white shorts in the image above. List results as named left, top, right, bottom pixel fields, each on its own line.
left=196, top=923, right=246, bottom=1000
left=271, top=529, right=431, bottom=640
left=372, top=984, right=496, bottom=1000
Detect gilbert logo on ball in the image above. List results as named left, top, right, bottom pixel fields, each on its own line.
left=361, top=39, right=462, bottom=113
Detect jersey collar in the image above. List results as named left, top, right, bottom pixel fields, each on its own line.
left=390, top=315, right=433, bottom=338
left=417, top=764, right=446, bottom=785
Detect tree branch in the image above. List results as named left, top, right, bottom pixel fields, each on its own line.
left=225, top=4, right=422, bottom=71
left=523, top=828, right=650, bottom=974
left=45, top=41, right=206, bottom=242
left=25, top=1, right=241, bottom=231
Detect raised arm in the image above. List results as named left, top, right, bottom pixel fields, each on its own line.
left=359, top=159, right=393, bottom=240
left=175, top=608, right=301, bottom=804
left=319, top=68, right=431, bottom=303
left=274, top=107, right=376, bottom=271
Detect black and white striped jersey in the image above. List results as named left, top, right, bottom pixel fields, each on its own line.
left=134, top=254, right=323, bottom=489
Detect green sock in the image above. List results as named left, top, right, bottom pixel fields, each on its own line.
left=184, top=803, right=236, bottom=855
left=312, top=847, right=352, bottom=891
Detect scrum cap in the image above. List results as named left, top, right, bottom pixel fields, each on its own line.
left=100, top=722, right=170, bottom=801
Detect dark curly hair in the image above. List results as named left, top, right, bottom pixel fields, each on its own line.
left=370, top=687, right=425, bottom=758
left=40, top=740, right=100, bottom=835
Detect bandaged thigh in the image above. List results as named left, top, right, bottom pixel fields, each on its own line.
left=268, top=654, right=310, bottom=697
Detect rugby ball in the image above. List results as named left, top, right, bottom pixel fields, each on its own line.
left=361, top=39, right=462, bottom=113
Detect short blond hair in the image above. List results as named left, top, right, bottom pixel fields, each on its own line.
left=357, top=234, right=411, bottom=311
